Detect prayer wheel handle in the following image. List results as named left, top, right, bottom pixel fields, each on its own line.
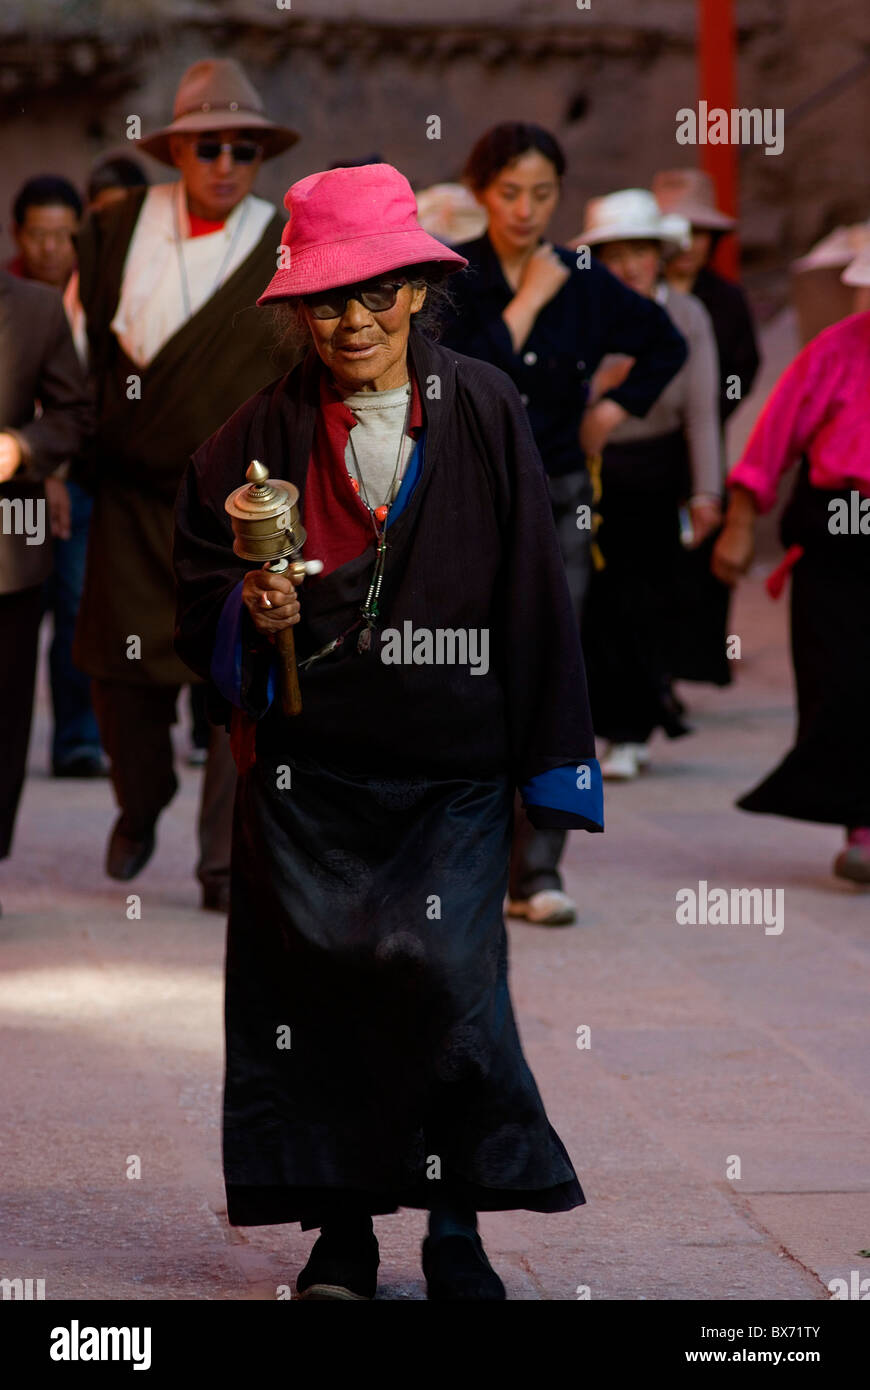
left=265, top=557, right=304, bottom=718
left=225, top=460, right=322, bottom=720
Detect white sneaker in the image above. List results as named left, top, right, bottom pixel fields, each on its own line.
left=507, top=890, right=577, bottom=926
left=633, top=742, right=651, bottom=768
left=600, top=743, right=640, bottom=779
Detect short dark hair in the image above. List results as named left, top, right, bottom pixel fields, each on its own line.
left=87, top=156, right=148, bottom=203
left=463, top=123, right=566, bottom=194
left=12, top=175, right=83, bottom=226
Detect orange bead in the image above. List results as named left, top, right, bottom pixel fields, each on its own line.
left=349, top=476, right=360, bottom=493
left=374, top=505, right=389, bottom=523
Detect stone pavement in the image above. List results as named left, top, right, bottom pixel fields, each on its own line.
left=1, top=564, right=867, bottom=1303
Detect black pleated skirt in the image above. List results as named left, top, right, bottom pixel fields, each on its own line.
left=737, top=464, right=870, bottom=826
left=584, top=430, right=692, bottom=743
left=222, top=748, right=584, bottom=1229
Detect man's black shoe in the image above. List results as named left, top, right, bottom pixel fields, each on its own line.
left=106, top=817, right=156, bottom=881
left=422, top=1232, right=506, bottom=1300
left=53, top=755, right=108, bottom=779
left=296, top=1231, right=379, bottom=1300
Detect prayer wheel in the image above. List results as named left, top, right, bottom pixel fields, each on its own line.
left=225, top=459, right=309, bottom=717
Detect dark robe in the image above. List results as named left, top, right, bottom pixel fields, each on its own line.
left=72, top=187, right=289, bottom=685
left=173, top=329, right=600, bottom=1226
left=691, top=267, right=760, bottom=426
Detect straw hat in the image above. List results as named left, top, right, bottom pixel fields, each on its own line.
left=258, top=164, right=469, bottom=302
left=137, top=59, right=299, bottom=165
left=577, top=188, right=690, bottom=252
left=652, top=169, right=736, bottom=232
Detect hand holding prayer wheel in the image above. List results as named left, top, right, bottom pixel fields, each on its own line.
left=225, top=460, right=323, bottom=717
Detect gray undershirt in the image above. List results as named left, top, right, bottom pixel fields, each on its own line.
left=342, top=382, right=414, bottom=508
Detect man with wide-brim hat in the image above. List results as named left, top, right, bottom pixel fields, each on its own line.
left=71, top=59, right=299, bottom=910
left=173, top=161, right=604, bottom=1300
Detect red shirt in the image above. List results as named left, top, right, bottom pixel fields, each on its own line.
left=729, top=311, right=870, bottom=511
left=303, top=369, right=424, bottom=576
left=187, top=213, right=226, bottom=238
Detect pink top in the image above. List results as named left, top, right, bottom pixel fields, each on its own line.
left=728, top=311, right=870, bottom=513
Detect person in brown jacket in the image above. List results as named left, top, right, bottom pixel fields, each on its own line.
left=0, top=270, right=92, bottom=896
left=70, top=59, right=299, bottom=910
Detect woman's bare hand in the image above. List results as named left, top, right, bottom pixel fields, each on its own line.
left=517, top=242, right=571, bottom=311
left=687, top=498, right=723, bottom=549
left=711, top=520, right=754, bottom=586
left=242, top=566, right=301, bottom=636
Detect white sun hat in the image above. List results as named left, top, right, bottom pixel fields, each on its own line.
left=575, top=188, right=691, bottom=253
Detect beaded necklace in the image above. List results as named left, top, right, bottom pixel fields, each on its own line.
left=345, top=383, right=412, bottom=650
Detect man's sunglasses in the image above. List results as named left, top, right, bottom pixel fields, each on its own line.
left=302, top=279, right=408, bottom=319
left=193, top=139, right=262, bottom=164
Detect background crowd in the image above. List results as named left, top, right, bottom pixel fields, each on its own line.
left=1, top=55, right=868, bottom=930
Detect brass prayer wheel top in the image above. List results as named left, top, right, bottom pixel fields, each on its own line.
left=225, top=459, right=307, bottom=563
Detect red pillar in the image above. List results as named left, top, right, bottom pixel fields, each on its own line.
left=698, top=0, right=739, bottom=280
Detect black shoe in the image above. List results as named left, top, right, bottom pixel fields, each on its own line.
left=106, top=817, right=156, bottom=881
left=201, top=881, right=231, bottom=914
left=53, top=754, right=108, bottom=779
left=296, top=1231, right=379, bottom=1301
left=422, top=1233, right=506, bottom=1300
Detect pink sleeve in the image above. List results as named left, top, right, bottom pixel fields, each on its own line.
left=728, top=336, right=829, bottom=513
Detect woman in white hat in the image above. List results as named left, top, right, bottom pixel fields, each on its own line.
left=712, top=251, right=870, bottom=884
left=577, top=189, right=724, bottom=780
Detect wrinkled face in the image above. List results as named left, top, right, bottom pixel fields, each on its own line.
left=302, top=279, right=428, bottom=393
left=596, top=238, right=661, bottom=297
left=667, top=227, right=713, bottom=280
left=476, top=150, right=560, bottom=256
left=14, top=204, right=79, bottom=287
left=169, top=128, right=264, bottom=221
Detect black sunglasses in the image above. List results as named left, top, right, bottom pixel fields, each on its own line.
left=193, top=139, right=262, bottom=165
left=302, top=279, right=408, bottom=319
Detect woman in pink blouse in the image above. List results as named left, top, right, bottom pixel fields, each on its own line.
left=713, top=259, right=870, bottom=883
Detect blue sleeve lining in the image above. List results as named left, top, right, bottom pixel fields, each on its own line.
left=521, top=760, right=604, bottom=831
left=211, top=580, right=276, bottom=713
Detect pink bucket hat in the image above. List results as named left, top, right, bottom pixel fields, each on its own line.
left=257, top=163, right=468, bottom=303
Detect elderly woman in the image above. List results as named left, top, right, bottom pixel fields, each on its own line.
left=577, top=189, right=723, bottom=781
left=172, top=164, right=603, bottom=1301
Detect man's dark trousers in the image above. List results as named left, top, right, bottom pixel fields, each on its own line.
left=91, top=678, right=234, bottom=892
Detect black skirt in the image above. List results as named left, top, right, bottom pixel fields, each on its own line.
left=669, top=520, right=733, bottom=687
left=583, top=430, right=691, bottom=743
left=223, top=749, right=584, bottom=1229
left=737, top=463, right=870, bottom=826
